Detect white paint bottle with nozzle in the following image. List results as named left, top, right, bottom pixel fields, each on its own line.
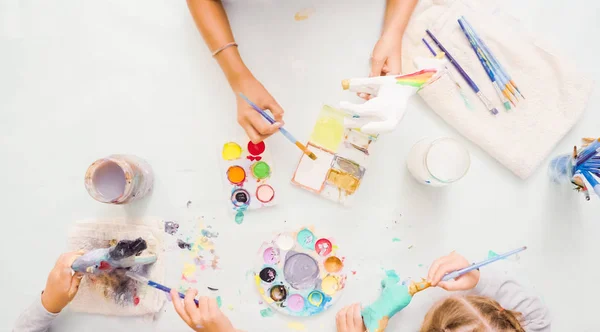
left=85, top=154, right=154, bottom=204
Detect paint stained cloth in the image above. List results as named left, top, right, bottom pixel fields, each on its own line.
left=67, top=219, right=166, bottom=318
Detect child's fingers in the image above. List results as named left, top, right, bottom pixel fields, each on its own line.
left=370, top=56, right=386, bottom=77
left=207, top=296, right=220, bottom=316
left=265, top=100, right=285, bottom=123
left=346, top=304, right=356, bottom=327
left=184, top=289, right=201, bottom=323
left=249, top=112, right=281, bottom=136
left=427, top=255, right=454, bottom=285
left=438, top=274, right=475, bottom=291
left=198, top=297, right=211, bottom=321
left=431, top=258, right=470, bottom=287
left=336, top=306, right=348, bottom=330
left=386, top=55, right=402, bottom=75
left=58, top=251, right=85, bottom=268
left=239, top=118, right=266, bottom=144
left=350, top=303, right=363, bottom=327
left=357, top=92, right=371, bottom=100
left=171, top=290, right=192, bottom=326
left=67, top=272, right=84, bottom=299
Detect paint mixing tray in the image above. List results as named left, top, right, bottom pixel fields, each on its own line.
left=254, top=227, right=347, bottom=317
left=220, top=139, right=277, bottom=223
left=292, top=105, right=377, bottom=205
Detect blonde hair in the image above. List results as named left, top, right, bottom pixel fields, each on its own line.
left=420, top=295, right=524, bottom=332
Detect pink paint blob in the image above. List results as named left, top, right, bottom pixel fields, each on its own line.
left=263, top=247, right=280, bottom=264
left=256, top=184, right=275, bottom=203
left=287, top=294, right=305, bottom=312
left=92, top=160, right=126, bottom=201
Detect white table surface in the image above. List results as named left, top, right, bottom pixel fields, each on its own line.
left=1, top=0, right=599, bottom=331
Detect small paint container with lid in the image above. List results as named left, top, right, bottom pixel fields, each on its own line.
left=85, top=154, right=154, bottom=204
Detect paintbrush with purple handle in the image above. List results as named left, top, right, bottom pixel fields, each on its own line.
left=425, top=29, right=498, bottom=116
left=124, top=270, right=199, bottom=305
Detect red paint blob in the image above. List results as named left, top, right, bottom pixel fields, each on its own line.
left=246, top=155, right=262, bottom=161
left=98, top=261, right=111, bottom=270
left=133, top=297, right=140, bottom=306
left=315, top=238, right=333, bottom=256
left=247, top=141, right=266, bottom=156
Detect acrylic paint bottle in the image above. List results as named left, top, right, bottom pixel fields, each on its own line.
left=548, top=154, right=574, bottom=183
left=406, top=137, right=470, bottom=187
left=85, top=155, right=154, bottom=204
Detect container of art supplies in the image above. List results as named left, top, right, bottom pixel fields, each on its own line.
left=548, top=154, right=574, bottom=184
left=407, top=137, right=470, bottom=186
left=85, top=154, right=154, bottom=204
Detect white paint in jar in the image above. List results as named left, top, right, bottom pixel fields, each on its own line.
left=406, top=137, right=470, bottom=187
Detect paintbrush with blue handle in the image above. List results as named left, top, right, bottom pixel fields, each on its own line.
left=124, top=270, right=199, bottom=305
left=440, top=246, right=527, bottom=282
left=458, top=18, right=512, bottom=111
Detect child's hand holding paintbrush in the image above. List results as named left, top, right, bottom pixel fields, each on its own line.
left=235, top=81, right=285, bottom=144
left=339, top=247, right=527, bottom=332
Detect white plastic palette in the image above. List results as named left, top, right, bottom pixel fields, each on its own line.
left=292, top=105, right=376, bottom=205
left=254, top=227, right=347, bottom=317
left=220, top=139, right=277, bottom=222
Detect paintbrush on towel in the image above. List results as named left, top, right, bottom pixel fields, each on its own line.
left=426, top=30, right=499, bottom=116
left=460, top=17, right=524, bottom=100
left=457, top=18, right=512, bottom=111
left=238, top=93, right=317, bottom=160
left=422, top=38, right=472, bottom=110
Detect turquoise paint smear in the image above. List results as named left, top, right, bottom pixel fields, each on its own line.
left=234, top=210, right=244, bottom=224
left=260, top=308, right=275, bottom=317
left=392, top=238, right=401, bottom=242
left=488, top=250, right=499, bottom=259
left=384, top=270, right=400, bottom=284
left=363, top=271, right=413, bottom=332
left=216, top=296, right=222, bottom=308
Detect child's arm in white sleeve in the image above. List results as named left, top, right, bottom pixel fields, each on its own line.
left=471, top=270, right=551, bottom=332
left=13, top=296, right=58, bottom=332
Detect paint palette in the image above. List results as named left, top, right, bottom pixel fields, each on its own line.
left=220, top=139, right=277, bottom=223
left=292, top=105, right=376, bottom=205
left=254, top=227, right=347, bottom=317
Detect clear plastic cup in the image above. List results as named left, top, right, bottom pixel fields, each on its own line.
left=406, top=137, right=471, bottom=187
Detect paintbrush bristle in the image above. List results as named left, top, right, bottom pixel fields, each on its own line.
left=307, top=152, right=317, bottom=160
left=491, top=108, right=499, bottom=115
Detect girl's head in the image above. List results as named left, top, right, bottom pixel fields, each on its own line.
left=421, top=295, right=524, bottom=332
